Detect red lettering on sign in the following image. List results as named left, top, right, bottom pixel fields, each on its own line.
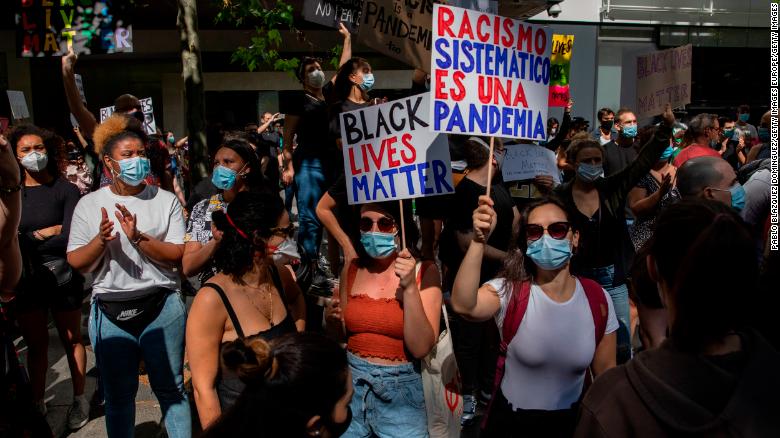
left=451, top=71, right=466, bottom=101
left=437, top=6, right=455, bottom=38
left=516, top=24, right=533, bottom=54
left=435, top=70, right=449, bottom=100
left=502, top=18, right=514, bottom=47
left=458, top=12, right=474, bottom=40
left=348, top=147, right=362, bottom=175
left=476, top=15, right=490, bottom=43
left=367, top=142, right=384, bottom=171
left=400, top=133, right=416, bottom=163
left=385, top=136, right=400, bottom=167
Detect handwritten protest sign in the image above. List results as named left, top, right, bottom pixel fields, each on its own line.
left=501, top=143, right=560, bottom=183
left=430, top=4, right=552, bottom=141
left=359, top=0, right=434, bottom=72
left=16, top=1, right=133, bottom=57
left=302, top=0, right=363, bottom=33
left=6, top=90, right=30, bottom=120
left=549, top=34, right=573, bottom=107
left=100, top=97, right=157, bottom=135
left=636, top=44, right=692, bottom=119
left=341, top=93, right=453, bottom=204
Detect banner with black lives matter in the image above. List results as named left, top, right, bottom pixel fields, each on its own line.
left=358, top=0, right=435, bottom=72
left=340, top=93, right=454, bottom=204
left=429, top=4, right=552, bottom=141
left=16, top=0, right=133, bottom=57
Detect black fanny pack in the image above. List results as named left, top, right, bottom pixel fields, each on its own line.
left=97, top=288, right=172, bottom=333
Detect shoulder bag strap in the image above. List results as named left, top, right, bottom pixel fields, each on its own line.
left=578, top=277, right=609, bottom=346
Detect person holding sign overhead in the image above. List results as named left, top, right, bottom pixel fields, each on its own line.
left=324, top=200, right=442, bottom=437
left=282, top=23, right=352, bottom=296
left=554, top=103, right=676, bottom=365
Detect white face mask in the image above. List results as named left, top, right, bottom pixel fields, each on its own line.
left=306, top=70, right=327, bottom=89
left=271, top=238, right=300, bottom=263
left=20, top=151, right=48, bottom=172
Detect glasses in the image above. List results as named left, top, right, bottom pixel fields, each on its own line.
left=526, top=222, right=571, bottom=241
left=359, top=216, right=396, bottom=233
left=270, top=223, right=295, bottom=237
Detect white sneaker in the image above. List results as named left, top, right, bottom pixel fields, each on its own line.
left=68, top=395, right=90, bottom=430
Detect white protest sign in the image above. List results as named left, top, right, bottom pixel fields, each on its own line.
left=70, top=74, right=87, bottom=128
left=341, top=93, right=454, bottom=205
left=100, top=97, right=156, bottom=135
left=636, top=44, right=692, bottom=119
left=501, top=143, right=560, bottom=184
left=6, top=90, right=30, bottom=119
left=430, top=4, right=552, bottom=141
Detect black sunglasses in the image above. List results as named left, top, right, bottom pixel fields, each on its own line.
left=359, top=216, right=395, bottom=233
left=526, top=222, right=571, bottom=241
left=270, top=223, right=295, bottom=237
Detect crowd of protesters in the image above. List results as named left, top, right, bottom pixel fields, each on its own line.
left=0, top=22, right=778, bottom=438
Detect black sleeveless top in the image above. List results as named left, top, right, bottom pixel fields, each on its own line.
left=203, top=265, right=296, bottom=411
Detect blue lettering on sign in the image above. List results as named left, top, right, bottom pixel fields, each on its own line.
left=435, top=38, right=451, bottom=69
left=348, top=161, right=454, bottom=203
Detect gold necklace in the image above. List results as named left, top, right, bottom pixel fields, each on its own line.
left=244, top=283, right=274, bottom=327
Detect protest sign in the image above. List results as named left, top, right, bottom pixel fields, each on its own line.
left=636, top=44, right=692, bottom=119
left=549, top=34, right=573, bottom=107
left=70, top=74, right=87, bottom=128
left=501, top=143, right=560, bottom=184
left=100, top=97, right=157, bottom=135
left=302, top=0, right=363, bottom=33
left=430, top=4, right=552, bottom=141
left=340, top=93, right=454, bottom=205
left=16, top=0, right=133, bottom=57
left=358, top=0, right=434, bottom=72
left=6, top=90, right=30, bottom=120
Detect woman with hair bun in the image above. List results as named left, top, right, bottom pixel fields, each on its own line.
left=67, top=114, right=189, bottom=437
left=187, top=191, right=306, bottom=429
left=203, top=332, right=353, bottom=437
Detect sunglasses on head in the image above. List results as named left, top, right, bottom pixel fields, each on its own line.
left=359, top=216, right=395, bottom=233
left=526, top=222, right=571, bottom=241
left=270, top=223, right=295, bottom=237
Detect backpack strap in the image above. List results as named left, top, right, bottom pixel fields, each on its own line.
left=203, top=283, right=245, bottom=339
left=578, top=277, right=609, bottom=347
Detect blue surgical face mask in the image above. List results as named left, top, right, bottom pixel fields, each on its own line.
left=621, top=124, right=638, bottom=138
left=728, top=183, right=746, bottom=211
left=738, top=113, right=750, bottom=123
left=659, top=146, right=674, bottom=162
left=211, top=164, right=243, bottom=190
left=576, top=162, right=604, bottom=182
left=359, top=73, right=375, bottom=91
left=526, top=234, right=573, bottom=271
left=111, top=156, right=150, bottom=186
left=360, top=231, right=396, bottom=259
left=758, top=127, right=770, bottom=142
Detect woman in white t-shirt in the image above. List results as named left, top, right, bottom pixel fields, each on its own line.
left=451, top=195, right=617, bottom=437
left=66, top=115, right=190, bottom=438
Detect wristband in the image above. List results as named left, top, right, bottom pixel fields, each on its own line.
left=0, top=183, right=21, bottom=194
left=131, top=233, right=143, bottom=245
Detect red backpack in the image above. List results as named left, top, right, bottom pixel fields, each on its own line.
left=483, top=277, right=609, bottom=427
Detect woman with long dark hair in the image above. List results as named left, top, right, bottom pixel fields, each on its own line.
left=451, top=195, right=617, bottom=437
left=187, top=191, right=306, bottom=429
left=202, top=332, right=353, bottom=437
left=10, top=125, right=88, bottom=429
left=325, top=200, right=441, bottom=437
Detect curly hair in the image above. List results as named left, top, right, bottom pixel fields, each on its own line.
left=334, top=57, right=371, bottom=102
left=92, top=114, right=147, bottom=156
left=8, top=124, right=66, bottom=178
left=211, top=191, right=285, bottom=283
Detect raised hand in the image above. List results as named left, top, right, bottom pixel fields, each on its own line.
left=661, top=103, right=675, bottom=127
left=99, top=207, right=119, bottom=243
left=62, top=47, right=77, bottom=73
left=394, top=248, right=417, bottom=290
left=325, top=296, right=343, bottom=324
left=338, top=22, right=350, bottom=39
left=534, top=175, right=555, bottom=193
left=114, top=203, right=139, bottom=242
left=472, top=195, right=497, bottom=243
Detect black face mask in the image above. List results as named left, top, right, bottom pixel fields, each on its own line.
left=600, top=120, right=614, bottom=132
left=322, top=406, right=352, bottom=437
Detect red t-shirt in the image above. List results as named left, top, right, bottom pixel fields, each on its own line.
left=673, top=144, right=721, bottom=167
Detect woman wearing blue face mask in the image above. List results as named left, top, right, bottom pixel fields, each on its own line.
left=553, top=104, right=676, bottom=365
left=324, top=201, right=442, bottom=438
left=451, top=195, right=618, bottom=437
left=67, top=114, right=190, bottom=438
left=183, top=139, right=264, bottom=284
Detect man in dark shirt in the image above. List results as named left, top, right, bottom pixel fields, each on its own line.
left=603, top=107, right=639, bottom=176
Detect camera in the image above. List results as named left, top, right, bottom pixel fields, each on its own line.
left=547, top=0, right=563, bottom=18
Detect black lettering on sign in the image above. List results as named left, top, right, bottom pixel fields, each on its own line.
left=303, top=0, right=363, bottom=33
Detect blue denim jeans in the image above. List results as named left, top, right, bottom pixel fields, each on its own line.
left=88, top=292, right=190, bottom=438
left=294, top=158, right=328, bottom=262
left=580, top=265, right=632, bottom=364
left=344, top=353, right=428, bottom=438
left=284, top=179, right=296, bottom=217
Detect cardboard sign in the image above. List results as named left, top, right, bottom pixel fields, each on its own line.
left=70, top=73, right=87, bottom=128
left=100, top=97, right=157, bottom=135
left=430, top=4, right=552, bottom=141
left=358, top=0, right=434, bottom=72
left=501, top=143, right=560, bottom=183
left=549, top=34, right=573, bottom=107
left=16, top=1, right=133, bottom=57
left=636, top=44, right=692, bottom=119
left=341, top=93, right=454, bottom=204
left=302, top=0, right=363, bottom=33
left=6, top=90, right=30, bottom=120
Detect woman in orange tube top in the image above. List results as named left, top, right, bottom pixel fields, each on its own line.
left=325, top=199, right=442, bottom=437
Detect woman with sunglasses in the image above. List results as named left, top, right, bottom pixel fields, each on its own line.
left=553, top=104, right=676, bottom=365
left=187, top=191, right=306, bottom=429
left=451, top=195, right=618, bottom=437
left=183, top=138, right=264, bottom=285
left=325, top=200, right=441, bottom=437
